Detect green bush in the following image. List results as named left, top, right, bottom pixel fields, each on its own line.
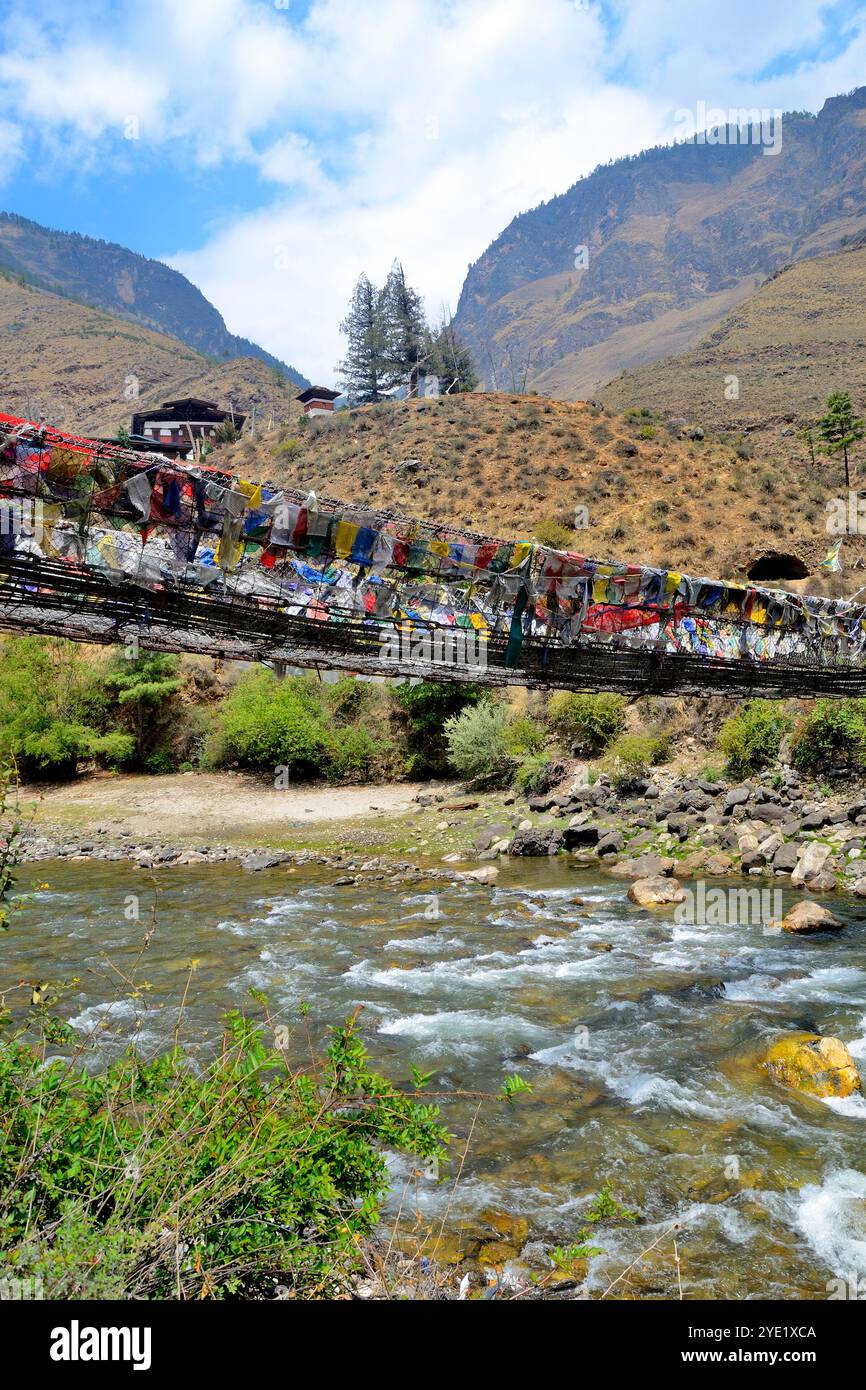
left=602, top=730, right=671, bottom=790
left=205, top=670, right=330, bottom=776
left=718, top=700, right=791, bottom=777
left=390, top=680, right=482, bottom=777
left=547, top=692, right=627, bottom=757
left=533, top=518, right=574, bottom=549
left=444, top=700, right=509, bottom=781
left=0, top=637, right=134, bottom=778
left=514, top=751, right=553, bottom=795
left=502, top=716, right=546, bottom=758
left=790, top=699, right=866, bottom=774
left=0, top=1014, right=447, bottom=1299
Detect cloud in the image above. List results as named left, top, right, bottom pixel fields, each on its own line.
left=0, top=0, right=864, bottom=380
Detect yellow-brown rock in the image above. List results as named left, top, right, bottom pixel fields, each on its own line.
left=762, top=1032, right=860, bottom=1098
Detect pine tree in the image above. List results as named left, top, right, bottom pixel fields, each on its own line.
left=380, top=260, right=430, bottom=395
left=336, top=273, right=387, bottom=404
left=816, top=391, right=865, bottom=488
left=429, top=314, right=478, bottom=394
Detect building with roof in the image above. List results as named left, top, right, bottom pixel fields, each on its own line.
left=129, top=398, right=245, bottom=451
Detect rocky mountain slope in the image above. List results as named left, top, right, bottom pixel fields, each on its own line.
left=220, top=390, right=865, bottom=591
left=0, top=272, right=303, bottom=436
left=0, top=212, right=309, bottom=389
left=453, top=87, right=866, bottom=400
left=599, top=240, right=866, bottom=428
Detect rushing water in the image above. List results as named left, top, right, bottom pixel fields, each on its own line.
left=5, top=856, right=866, bottom=1298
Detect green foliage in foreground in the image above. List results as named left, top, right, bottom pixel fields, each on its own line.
left=790, top=699, right=866, bottom=774
left=717, top=700, right=792, bottom=777
left=0, top=1013, right=448, bottom=1299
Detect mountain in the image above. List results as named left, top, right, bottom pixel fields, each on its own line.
left=217, top=390, right=864, bottom=593
left=599, top=240, right=866, bottom=427
left=0, top=272, right=303, bottom=436
left=453, top=87, right=866, bottom=399
left=0, top=212, right=309, bottom=389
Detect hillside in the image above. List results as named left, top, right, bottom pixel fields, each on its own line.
left=599, top=241, right=866, bottom=427
left=0, top=273, right=303, bottom=436
left=0, top=212, right=309, bottom=389
left=219, top=390, right=866, bottom=592
left=453, top=87, right=866, bottom=400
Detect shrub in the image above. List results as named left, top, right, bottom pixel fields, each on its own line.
left=205, top=670, right=330, bottom=777
left=602, top=731, right=671, bottom=789
left=0, top=1014, right=447, bottom=1299
left=718, top=700, right=791, bottom=777
left=514, top=751, right=553, bottom=795
left=0, top=637, right=134, bottom=778
left=502, top=716, right=546, bottom=758
left=390, top=680, right=482, bottom=777
left=546, top=692, right=627, bottom=757
left=444, top=700, right=509, bottom=781
left=533, top=518, right=574, bottom=550
left=790, top=700, right=866, bottom=773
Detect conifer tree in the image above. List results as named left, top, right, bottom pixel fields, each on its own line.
left=336, top=273, right=387, bottom=404
left=380, top=260, right=430, bottom=395
left=817, top=391, right=865, bottom=488
left=429, top=313, right=478, bottom=393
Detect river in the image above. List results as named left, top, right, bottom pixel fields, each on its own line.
left=4, top=856, right=866, bottom=1298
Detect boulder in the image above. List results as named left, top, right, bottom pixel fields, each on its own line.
left=241, top=851, right=289, bottom=871
left=772, top=842, right=801, bottom=872
left=461, top=865, right=499, bottom=883
left=596, top=829, right=625, bottom=856
left=805, top=870, right=837, bottom=893
left=704, top=853, right=733, bottom=876
left=778, top=900, right=844, bottom=934
left=852, top=878, right=866, bottom=897
left=508, top=827, right=564, bottom=857
left=724, top=786, right=751, bottom=811
left=610, top=854, right=675, bottom=879
left=563, top=814, right=600, bottom=850
left=762, top=1033, right=860, bottom=1099
left=627, top=876, right=686, bottom=907
left=799, top=809, right=832, bottom=830
left=791, top=842, right=831, bottom=886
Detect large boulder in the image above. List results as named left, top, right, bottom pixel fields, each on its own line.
left=610, top=854, right=676, bottom=879
left=791, top=842, right=831, bottom=886
left=778, top=900, right=844, bottom=934
left=627, top=876, right=686, bottom=907
left=562, top=814, right=600, bottom=850
left=772, top=842, right=801, bottom=872
left=507, top=827, right=563, bottom=857
left=762, top=1033, right=860, bottom=1099
left=724, top=786, right=751, bottom=811
left=596, top=829, right=625, bottom=856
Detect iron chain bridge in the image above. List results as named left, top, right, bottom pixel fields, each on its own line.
left=0, top=413, right=863, bottom=699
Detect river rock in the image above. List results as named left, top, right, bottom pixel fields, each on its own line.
left=704, top=853, right=733, bottom=875
left=595, top=829, right=624, bottom=855
left=762, top=1033, right=860, bottom=1098
left=772, top=842, right=800, bottom=872
left=724, top=786, right=751, bottom=811
left=610, top=853, right=675, bottom=879
left=627, top=876, right=686, bottom=907
left=508, top=827, right=563, bottom=857
left=563, top=815, right=600, bottom=850
left=778, top=900, right=844, bottom=933
left=461, top=865, right=499, bottom=883
left=790, top=842, right=831, bottom=885
left=241, top=851, right=289, bottom=871
left=805, top=870, right=837, bottom=893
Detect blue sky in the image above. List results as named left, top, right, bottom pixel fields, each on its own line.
left=0, top=0, right=864, bottom=382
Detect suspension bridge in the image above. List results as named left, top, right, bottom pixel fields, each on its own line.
left=0, top=413, right=862, bottom=699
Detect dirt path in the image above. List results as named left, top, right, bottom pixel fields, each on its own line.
left=21, top=772, right=427, bottom=845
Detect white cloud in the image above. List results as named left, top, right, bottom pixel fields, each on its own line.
left=0, top=0, right=863, bottom=380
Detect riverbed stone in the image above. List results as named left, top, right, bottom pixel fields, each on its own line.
left=610, top=853, right=675, bottom=879
left=772, top=842, right=801, bottom=872
left=704, top=853, right=734, bottom=875
left=790, top=842, right=831, bottom=885
left=508, top=827, right=564, bottom=857
left=628, top=875, right=685, bottom=907
left=777, top=900, right=844, bottom=933
left=762, top=1033, right=860, bottom=1099
left=805, top=870, right=838, bottom=892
